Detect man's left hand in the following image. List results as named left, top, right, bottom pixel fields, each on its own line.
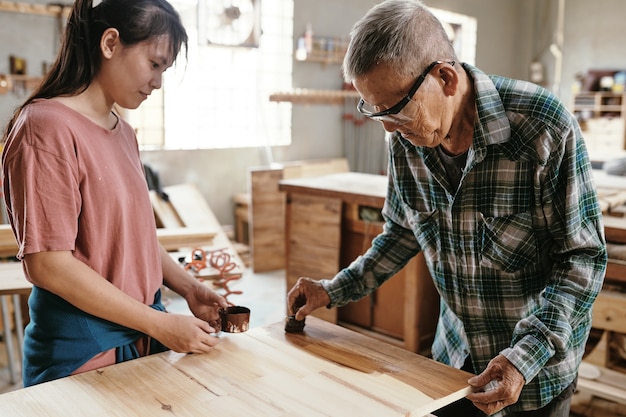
left=465, top=354, right=525, bottom=415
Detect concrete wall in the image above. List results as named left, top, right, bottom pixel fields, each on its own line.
left=1, top=0, right=625, bottom=226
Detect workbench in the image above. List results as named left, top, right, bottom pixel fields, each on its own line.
left=279, top=172, right=439, bottom=354
left=0, top=317, right=473, bottom=417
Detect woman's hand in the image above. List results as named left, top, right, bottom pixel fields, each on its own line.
left=152, top=312, right=223, bottom=353
left=185, top=283, right=229, bottom=323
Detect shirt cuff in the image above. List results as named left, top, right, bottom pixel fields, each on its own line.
left=500, top=333, right=554, bottom=383
left=319, top=277, right=346, bottom=309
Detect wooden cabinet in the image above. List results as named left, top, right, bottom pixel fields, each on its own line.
left=573, top=92, right=626, bottom=158
left=279, top=172, right=439, bottom=354
left=248, top=158, right=349, bottom=273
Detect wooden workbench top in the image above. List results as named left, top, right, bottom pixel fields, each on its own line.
left=279, top=172, right=388, bottom=207
left=0, top=317, right=473, bottom=417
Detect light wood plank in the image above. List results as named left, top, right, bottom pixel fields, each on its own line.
left=155, top=227, right=216, bottom=251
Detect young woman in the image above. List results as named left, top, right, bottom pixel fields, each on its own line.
left=2, top=0, right=228, bottom=387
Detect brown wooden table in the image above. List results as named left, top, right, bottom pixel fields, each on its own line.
left=279, top=172, right=439, bottom=354
left=0, top=317, right=473, bottom=417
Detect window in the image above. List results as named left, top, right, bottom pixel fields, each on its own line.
left=127, top=0, right=294, bottom=150
left=431, top=8, right=477, bottom=65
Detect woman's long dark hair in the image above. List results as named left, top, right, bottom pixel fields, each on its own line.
left=2, top=0, right=188, bottom=142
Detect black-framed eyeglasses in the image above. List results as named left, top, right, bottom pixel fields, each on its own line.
left=357, top=60, right=455, bottom=125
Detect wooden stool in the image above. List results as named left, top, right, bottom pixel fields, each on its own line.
left=0, top=262, right=32, bottom=384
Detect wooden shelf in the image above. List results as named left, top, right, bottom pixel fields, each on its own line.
left=0, top=73, right=43, bottom=94
left=0, top=1, right=68, bottom=95
left=296, top=49, right=345, bottom=66
left=573, top=92, right=626, bottom=159
left=295, top=35, right=349, bottom=67
left=269, top=89, right=359, bottom=105
left=0, top=1, right=70, bottom=17
left=573, top=92, right=626, bottom=117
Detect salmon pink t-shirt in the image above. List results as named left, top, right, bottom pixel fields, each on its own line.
left=2, top=99, right=163, bottom=373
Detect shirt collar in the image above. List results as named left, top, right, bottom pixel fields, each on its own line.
left=462, top=63, right=511, bottom=149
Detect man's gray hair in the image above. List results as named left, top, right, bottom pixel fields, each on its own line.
left=342, top=0, right=457, bottom=82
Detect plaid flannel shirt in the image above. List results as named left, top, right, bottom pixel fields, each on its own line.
left=321, top=63, right=607, bottom=414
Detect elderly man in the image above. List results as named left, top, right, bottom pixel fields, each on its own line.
left=287, top=1, right=607, bottom=416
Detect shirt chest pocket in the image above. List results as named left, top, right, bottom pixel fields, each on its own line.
left=406, top=208, right=441, bottom=264
left=478, top=211, right=538, bottom=273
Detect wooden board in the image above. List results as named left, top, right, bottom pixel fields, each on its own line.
left=0, top=317, right=473, bottom=417
left=149, top=191, right=183, bottom=228
left=155, top=227, right=216, bottom=251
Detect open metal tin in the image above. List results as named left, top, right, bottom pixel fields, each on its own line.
left=219, top=306, right=251, bottom=333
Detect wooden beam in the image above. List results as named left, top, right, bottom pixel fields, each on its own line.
left=269, top=89, right=359, bottom=105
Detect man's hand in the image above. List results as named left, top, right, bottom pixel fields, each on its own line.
left=286, top=277, right=331, bottom=320
left=465, top=354, right=525, bottom=415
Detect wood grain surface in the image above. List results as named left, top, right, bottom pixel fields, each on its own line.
left=0, top=317, right=473, bottom=417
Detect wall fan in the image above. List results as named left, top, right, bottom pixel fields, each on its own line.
left=198, top=0, right=261, bottom=48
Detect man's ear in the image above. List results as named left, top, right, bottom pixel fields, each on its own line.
left=100, top=28, right=121, bottom=60
left=439, top=63, right=459, bottom=96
